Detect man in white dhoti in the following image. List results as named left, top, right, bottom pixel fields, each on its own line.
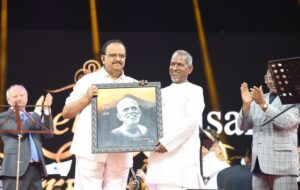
left=145, top=50, right=206, bottom=190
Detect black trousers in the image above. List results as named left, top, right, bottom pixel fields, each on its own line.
left=2, top=163, right=43, bottom=190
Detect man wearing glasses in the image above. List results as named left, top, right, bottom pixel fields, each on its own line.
left=238, top=69, right=300, bottom=190
left=62, top=40, right=137, bottom=190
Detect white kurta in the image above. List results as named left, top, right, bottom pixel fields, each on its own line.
left=66, top=67, right=136, bottom=166
left=146, top=82, right=205, bottom=189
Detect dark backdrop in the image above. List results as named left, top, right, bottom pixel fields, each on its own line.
left=3, top=0, right=300, bottom=189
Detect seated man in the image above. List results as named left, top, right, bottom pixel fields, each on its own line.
left=202, top=129, right=230, bottom=189
left=217, top=149, right=252, bottom=190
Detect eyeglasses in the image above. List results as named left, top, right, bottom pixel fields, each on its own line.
left=170, top=62, right=188, bottom=68
left=105, top=53, right=126, bottom=59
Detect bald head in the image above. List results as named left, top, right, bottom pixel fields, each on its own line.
left=6, top=84, right=28, bottom=107
left=116, top=97, right=142, bottom=125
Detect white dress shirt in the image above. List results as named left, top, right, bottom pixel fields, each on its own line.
left=66, top=67, right=136, bottom=165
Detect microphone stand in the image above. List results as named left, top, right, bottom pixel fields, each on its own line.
left=14, top=105, right=22, bottom=190
left=129, top=168, right=141, bottom=190
left=199, top=127, right=216, bottom=184
left=199, top=127, right=210, bottom=182
left=16, top=133, right=22, bottom=190
left=199, top=147, right=204, bottom=183
left=0, top=104, right=52, bottom=190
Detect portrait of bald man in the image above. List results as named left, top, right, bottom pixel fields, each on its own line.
left=111, top=97, right=148, bottom=138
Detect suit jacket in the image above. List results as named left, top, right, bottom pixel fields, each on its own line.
left=217, top=165, right=252, bottom=190
left=238, top=93, right=300, bottom=175
left=0, top=109, right=53, bottom=177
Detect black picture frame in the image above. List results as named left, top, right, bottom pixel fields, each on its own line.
left=92, top=82, right=163, bottom=153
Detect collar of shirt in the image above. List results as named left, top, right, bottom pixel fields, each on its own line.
left=100, top=67, right=125, bottom=81
left=268, top=93, right=278, bottom=104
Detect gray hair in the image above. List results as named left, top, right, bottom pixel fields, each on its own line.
left=6, top=84, right=27, bottom=99
left=171, top=50, right=193, bottom=66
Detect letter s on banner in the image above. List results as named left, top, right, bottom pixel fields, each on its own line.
left=207, top=111, right=223, bottom=133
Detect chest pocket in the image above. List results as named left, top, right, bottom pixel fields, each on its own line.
left=273, top=143, right=293, bottom=151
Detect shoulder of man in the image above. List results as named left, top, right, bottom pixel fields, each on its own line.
left=138, top=125, right=147, bottom=133
left=78, top=69, right=102, bottom=82
left=71, top=70, right=103, bottom=91
left=0, top=110, right=9, bottom=116
left=0, top=109, right=13, bottom=119
left=187, top=81, right=203, bottom=89
left=122, top=75, right=138, bottom=82
left=111, top=126, right=123, bottom=134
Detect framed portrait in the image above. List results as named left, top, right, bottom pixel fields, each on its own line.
left=91, top=82, right=163, bottom=153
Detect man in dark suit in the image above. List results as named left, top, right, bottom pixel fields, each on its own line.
left=217, top=164, right=252, bottom=190
left=217, top=149, right=252, bottom=190
left=0, top=84, right=53, bottom=190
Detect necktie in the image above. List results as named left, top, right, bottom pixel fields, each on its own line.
left=29, top=134, right=40, bottom=161
left=20, top=112, right=26, bottom=122
left=21, top=112, right=40, bottom=162
left=269, top=93, right=277, bottom=104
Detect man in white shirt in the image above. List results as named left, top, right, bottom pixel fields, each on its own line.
left=62, top=40, right=137, bottom=190
left=145, top=50, right=206, bottom=190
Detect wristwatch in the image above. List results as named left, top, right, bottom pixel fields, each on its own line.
left=261, top=103, right=268, bottom=111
